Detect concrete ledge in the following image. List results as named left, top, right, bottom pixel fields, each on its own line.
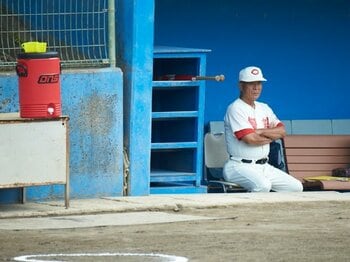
left=0, top=192, right=349, bottom=219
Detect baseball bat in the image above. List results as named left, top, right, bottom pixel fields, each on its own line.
left=192, top=74, right=225, bottom=82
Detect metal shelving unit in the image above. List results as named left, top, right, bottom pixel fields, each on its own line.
left=150, top=46, right=210, bottom=194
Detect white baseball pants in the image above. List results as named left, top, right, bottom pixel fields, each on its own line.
left=223, top=159, right=303, bottom=192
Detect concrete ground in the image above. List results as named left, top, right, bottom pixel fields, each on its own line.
left=1, top=191, right=350, bottom=220
left=1, top=192, right=350, bottom=262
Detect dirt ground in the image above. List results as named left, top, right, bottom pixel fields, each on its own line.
left=1, top=201, right=350, bottom=261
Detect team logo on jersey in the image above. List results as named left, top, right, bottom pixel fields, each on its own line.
left=248, top=117, right=257, bottom=129
left=263, top=117, right=270, bottom=128
left=249, top=117, right=270, bottom=129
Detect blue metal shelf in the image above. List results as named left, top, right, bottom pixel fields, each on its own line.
left=152, top=111, right=198, bottom=119
left=150, top=170, right=196, bottom=182
left=152, top=81, right=199, bottom=88
left=151, top=142, right=197, bottom=150
left=151, top=46, right=210, bottom=194
left=150, top=185, right=207, bottom=194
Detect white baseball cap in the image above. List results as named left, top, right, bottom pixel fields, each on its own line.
left=239, top=66, right=267, bottom=82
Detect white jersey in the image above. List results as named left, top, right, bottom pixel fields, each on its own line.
left=224, top=98, right=282, bottom=160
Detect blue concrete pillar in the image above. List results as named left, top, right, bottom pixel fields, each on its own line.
left=116, top=0, right=154, bottom=195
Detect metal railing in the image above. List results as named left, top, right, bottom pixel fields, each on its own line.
left=0, top=0, right=114, bottom=70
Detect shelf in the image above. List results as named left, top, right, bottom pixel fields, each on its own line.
left=152, top=111, right=198, bottom=119
left=154, top=46, right=211, bottom=55
left=151, top=142, right=197, bottom=150
left=150, top=46, right=210, bottom=194
left=150, top=185, right=207, bottom=194
left=152, top=87, right=198, bottom=112
left=152, top=117, right=198, bottom=143
left=152, top=80, right=199, bottom=88
left=150, top=170, right=196, bottom=182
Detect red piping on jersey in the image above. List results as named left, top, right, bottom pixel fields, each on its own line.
left=235, top=128, right=255, bottom=140
left=234, top=123, right=284, bottom=140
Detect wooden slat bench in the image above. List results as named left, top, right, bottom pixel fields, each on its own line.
left=284, top=135, right=350, bottom=191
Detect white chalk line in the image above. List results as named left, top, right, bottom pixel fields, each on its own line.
left=13, top=252, right=188, bottom=262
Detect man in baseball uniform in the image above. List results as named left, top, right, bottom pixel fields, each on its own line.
left=223, top=66, right=303, bottom=192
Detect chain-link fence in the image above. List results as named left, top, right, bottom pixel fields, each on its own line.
left=0, top=0, right=113, bottom=70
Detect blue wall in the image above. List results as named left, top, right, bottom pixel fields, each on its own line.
left=0, top=68, right=124, bottom=202
left=154, top=0, right=350, bottom=125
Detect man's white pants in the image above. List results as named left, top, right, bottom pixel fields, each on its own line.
left=223, top=159, right=303, bottom=192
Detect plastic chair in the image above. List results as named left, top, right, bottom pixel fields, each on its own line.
left=204, top=122, right=245, bottom=193
left=204, top=122, right=286, bottom=193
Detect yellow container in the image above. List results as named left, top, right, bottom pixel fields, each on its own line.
left=21, top=42, right=47, bottom=53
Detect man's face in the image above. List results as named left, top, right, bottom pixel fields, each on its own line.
left=240, top=81, right=262, bottom=102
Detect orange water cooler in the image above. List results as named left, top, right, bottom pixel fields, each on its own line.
left=16, top=51, right=61, bottom=118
